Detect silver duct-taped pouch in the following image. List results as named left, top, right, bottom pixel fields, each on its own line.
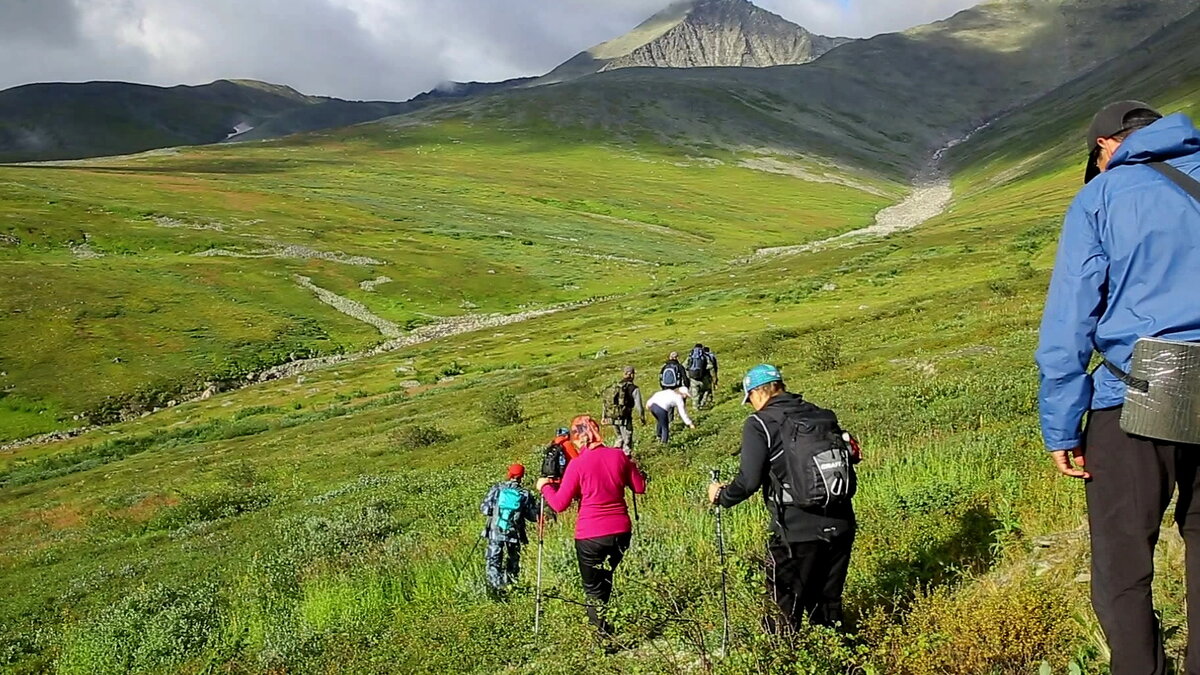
left=1120, top=338, right=1200, bottom=445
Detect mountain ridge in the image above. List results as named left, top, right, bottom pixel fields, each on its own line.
left=539, top=0, right=851, bottom=84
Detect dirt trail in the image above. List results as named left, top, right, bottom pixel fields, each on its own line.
left=749, top=124, right=990, bottom=261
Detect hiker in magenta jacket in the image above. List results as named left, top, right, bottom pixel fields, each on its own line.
left=537, top=415, right=646, bottom=636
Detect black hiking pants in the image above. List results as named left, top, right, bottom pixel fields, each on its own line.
left=576, top=532, right=633, bottom=633
left=1085, top=407, right=1200, bottom=675
left=766, top=532, right=853, bottom=632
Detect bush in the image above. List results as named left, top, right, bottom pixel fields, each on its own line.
left=391, top=424, right=453, bottom=449
left=480, top=391, right=523, bottom=426
left=865, top=576, right=1074, bottom=675
left=57, top=583, right=223, bottom=675
left=807, top=334, right=842, bottom=372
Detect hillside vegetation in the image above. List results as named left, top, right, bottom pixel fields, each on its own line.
left=0, top=121, right=892, bottom=442
left=3, top=2, right=1200, bottom=673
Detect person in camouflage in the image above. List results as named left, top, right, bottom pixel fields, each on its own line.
left=604, top=366, right=645, bottom=456
left=480, top=464, right=540, bottom=596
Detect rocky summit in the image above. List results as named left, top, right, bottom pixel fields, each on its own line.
left=540, top=0, right=849, bottom=83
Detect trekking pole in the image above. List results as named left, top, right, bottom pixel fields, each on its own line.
left=456, top=533, right=484, bottom=582
left=711, top=469, right=730, bottom=655
left=535, top=497, right=546, bottom=635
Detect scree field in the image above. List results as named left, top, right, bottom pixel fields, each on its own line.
left=3, top=54, right=1200, bottom=675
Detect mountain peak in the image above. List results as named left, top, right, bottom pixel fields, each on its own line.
left=540, top=0, right=851, bottom=84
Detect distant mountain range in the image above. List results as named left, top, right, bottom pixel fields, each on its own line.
left=0, top=0, right=1195, bottom=164
left=0, top=79, right=410, bottom=162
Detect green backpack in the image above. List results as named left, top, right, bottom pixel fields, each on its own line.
left=492, top=486, right=524, bottom=535
left=605, top=381, right=636, bottom=420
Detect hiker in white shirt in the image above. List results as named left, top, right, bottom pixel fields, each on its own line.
left=646, top=387, right=695, bottom=444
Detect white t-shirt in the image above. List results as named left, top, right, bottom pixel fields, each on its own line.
left=646, top=389, right=693, bottom=427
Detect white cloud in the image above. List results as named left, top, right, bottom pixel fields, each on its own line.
left=0, top=0, right=983, bottom=101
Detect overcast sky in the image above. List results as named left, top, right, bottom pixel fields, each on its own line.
left=1, top=0, right=981, bottom=101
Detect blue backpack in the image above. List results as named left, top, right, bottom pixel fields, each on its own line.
left=661, top=363, right=683, bottom=388
left=492, top=486, right=524, bottom=535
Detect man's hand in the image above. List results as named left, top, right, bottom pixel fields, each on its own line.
left=708, top=482, right=725, bottom=504
left=687, top=423, right=697, bottom=430
left=536, top=477, right=554, bottom=491
left=1052, top=447, right=1090, bottom=480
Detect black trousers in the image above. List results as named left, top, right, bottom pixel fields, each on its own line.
left=766, top=532, right=854, bottom=631
left=575, top=533, right=633, bottom=632
left=1085, top=407, right=1200, bottom=675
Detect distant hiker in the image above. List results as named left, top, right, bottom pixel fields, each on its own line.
left=705, top=346, right=719, bottom=390
left=686, top=343, right=716, bottom=409
left=537, top=415, right=647, bottom=637
left=708, top=365, right=859, bottom=631
left=1036, top=101, right=1200, bottom=674
left=659, top=351, right=690, bottom=392
left=480, top=464, right=540, bottom=596
left=646, top=386, right=695, bottom=445
left=541, top=426, right=579, bottom=484
left=603, top=366, right=646, bottom=456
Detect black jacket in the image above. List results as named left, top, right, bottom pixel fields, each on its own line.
left=718, top=393, right=855, bottom=543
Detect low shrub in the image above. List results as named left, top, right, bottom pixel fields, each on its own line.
left=57, top=583, right=223, bottom=675
left=391, top=424, right=453, bottom=449
left=806, top=334, right=843, bottom=372
left=480, top=391, right=523, bottom=426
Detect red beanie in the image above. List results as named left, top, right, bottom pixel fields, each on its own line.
left=507, top=463, right=525, bottom=480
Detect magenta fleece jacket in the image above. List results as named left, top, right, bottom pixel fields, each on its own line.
left=541, top=445, right=646, bottom=540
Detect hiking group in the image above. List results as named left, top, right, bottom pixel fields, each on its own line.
left=479, top=342, right=863, bottom=644
left=480, top=101, right=1200, bottom=669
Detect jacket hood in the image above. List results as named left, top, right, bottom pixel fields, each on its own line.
left=1110, top=113, right=1200, bottom=169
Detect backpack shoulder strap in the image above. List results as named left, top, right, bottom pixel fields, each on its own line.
left=1150, top=162, right=1200, bottom=204
left=750, top=414, right=776, bottom=460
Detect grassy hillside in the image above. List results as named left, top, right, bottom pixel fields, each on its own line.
left=2, top=126, right=1085, bottom=674
left=0, top=120, right=894, bottom=441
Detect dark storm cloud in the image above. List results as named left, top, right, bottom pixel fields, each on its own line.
left=0, top=0, right=980, bottom=101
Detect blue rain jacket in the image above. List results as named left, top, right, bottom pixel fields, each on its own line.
left=1037, top=113, right=1200, bottom=450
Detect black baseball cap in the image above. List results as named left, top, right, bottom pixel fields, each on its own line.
left=1084, top=100, right=1162, bottom=184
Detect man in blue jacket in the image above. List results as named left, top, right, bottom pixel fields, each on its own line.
left=1037, top=101, right=1200, bottom=674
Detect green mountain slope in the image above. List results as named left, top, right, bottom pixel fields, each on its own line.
left=0, top=79, right=405, bottom=162
left=438, top=0, right=1195, bottom=178
left=0, top=119, right=894, bottom=442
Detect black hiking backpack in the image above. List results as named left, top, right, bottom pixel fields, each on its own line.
left=687, top=346, right=709, bottom=379
left=753, top=404, right=856, bottom=510
left=541, top=442, right=569, bottom=480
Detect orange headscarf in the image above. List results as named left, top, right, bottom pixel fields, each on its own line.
left=569, top=415, right=604, bottom=450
